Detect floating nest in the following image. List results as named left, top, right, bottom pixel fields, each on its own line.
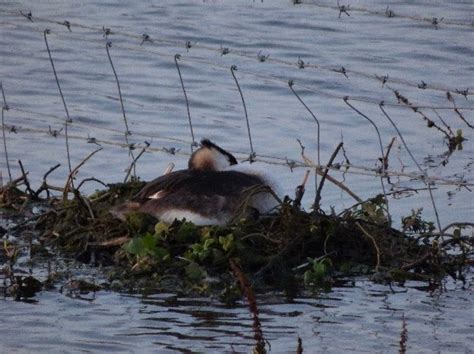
left=1, top=181, right=472, bottom=301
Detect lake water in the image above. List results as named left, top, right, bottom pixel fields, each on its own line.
left=0, top=0, right=473, bottom=352
left=0, top=275, right=472, bottom=353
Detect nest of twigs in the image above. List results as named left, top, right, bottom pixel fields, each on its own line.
left=1, top=176, right=470, bottom=300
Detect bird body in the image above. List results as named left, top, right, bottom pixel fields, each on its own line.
left=111, top=139, right=279, bottom=225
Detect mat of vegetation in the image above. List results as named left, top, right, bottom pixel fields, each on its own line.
left=1, top=181, right=472, bottom=303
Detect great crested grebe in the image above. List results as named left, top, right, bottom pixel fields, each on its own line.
left=111, top=139, right=280, bottom=225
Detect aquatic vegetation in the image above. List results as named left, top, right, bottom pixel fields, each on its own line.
left=3, top=178, right=470, bottom=353
left=303, top=257, right=333, bottom=291
left=1, top=178, right=471, bottom=302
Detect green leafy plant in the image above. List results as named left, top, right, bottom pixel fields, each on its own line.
left=186, top=237, right=216, bottom=262
left=303, top=257, right=333, bottom=290
left=185, top=261, right=208, bottom=281
left=124, top=233, right=169, bottom=262
left=351, top=194, right=388, bottom=224
left=219, top=234, right=235, bottom=252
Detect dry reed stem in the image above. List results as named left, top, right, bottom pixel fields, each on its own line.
left=355, top=221, right=381, bottom=272
left=344, top=98, right=391, bottom=224
left=289, top=81, right=321, bottom=205
left=76, top=177, right=108, bottom=192
left=35, top=163, right=61, bottom=197
left=123, top=146, right=148, bottom=183
left=62, top=147, right=102, bottom=202
left=105, top=41, right=136, bottom=178
left=297, top=140, right=362, bottom=203
left=163, top=163, right=175, bottom=175
left=1, top=83, right=12, bottom=183
left=379, top=103, right=442, bottom=232
left=399, top=313, right=407, bottom=354
left=400, top=252, right=432, bottom=272
left=17, top=160, right=36, bottom=198
left=229, top=258, right=266, bottom=354
left=315, top=142, right=344, bottom=210
left=293, top=169, right=311, bottom=208
left=174, top=54, right=196, bottom=153
left=231, top=65, right=255, bottom=162
left=432, top=109, right=454, bottom=137
left=296, top=337, right=303, bottom=354
left=43, top=29, right=73, bottom=176
left=383, top=137, right=396, bottom=170
left=338, top=187, right=435, bottom=217
left=441, top=222, right=474, bottom=234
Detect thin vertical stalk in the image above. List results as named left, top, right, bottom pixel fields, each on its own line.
left=43, top=29, right=72, bottom=175
left=379, top=103, right=442, bottom=232
left=316, top=142, right=343, bottom=211
left=231, top=65, right=255, bottom=162
left=105, top=42, right=131, bottom=136
left=344, top=98, right=391, bottom=225
left=1, top=83, right=12, bottom=183
left=289, top=80, right=321, bottom=210
left=105, top=41, right=136, bottom=179
left=174, top=54, right=196, bottom=153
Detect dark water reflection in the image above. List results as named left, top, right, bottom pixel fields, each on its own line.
left=0, top=278, right=472, bottom=352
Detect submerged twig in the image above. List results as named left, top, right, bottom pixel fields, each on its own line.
left=174, top=54, right=197, bottom=153
left=231, top=65, right=255, bottom=162
left=289, top=80, right=321, bottom=210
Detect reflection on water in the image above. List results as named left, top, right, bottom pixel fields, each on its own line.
left=0, top=278, right=472, bottom=352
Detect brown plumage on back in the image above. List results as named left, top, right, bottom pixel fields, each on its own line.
left=110, top=139, right=279, bottom=225
left=133, top=170, right=264, bottom=202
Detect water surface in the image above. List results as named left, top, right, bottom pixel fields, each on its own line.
left=0, top=0, right=473, bottom=352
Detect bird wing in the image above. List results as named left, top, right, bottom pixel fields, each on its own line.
left=132, top=170, right=265, bottom=202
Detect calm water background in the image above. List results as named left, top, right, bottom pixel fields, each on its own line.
left=0, top=0, right=473, bottom=352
